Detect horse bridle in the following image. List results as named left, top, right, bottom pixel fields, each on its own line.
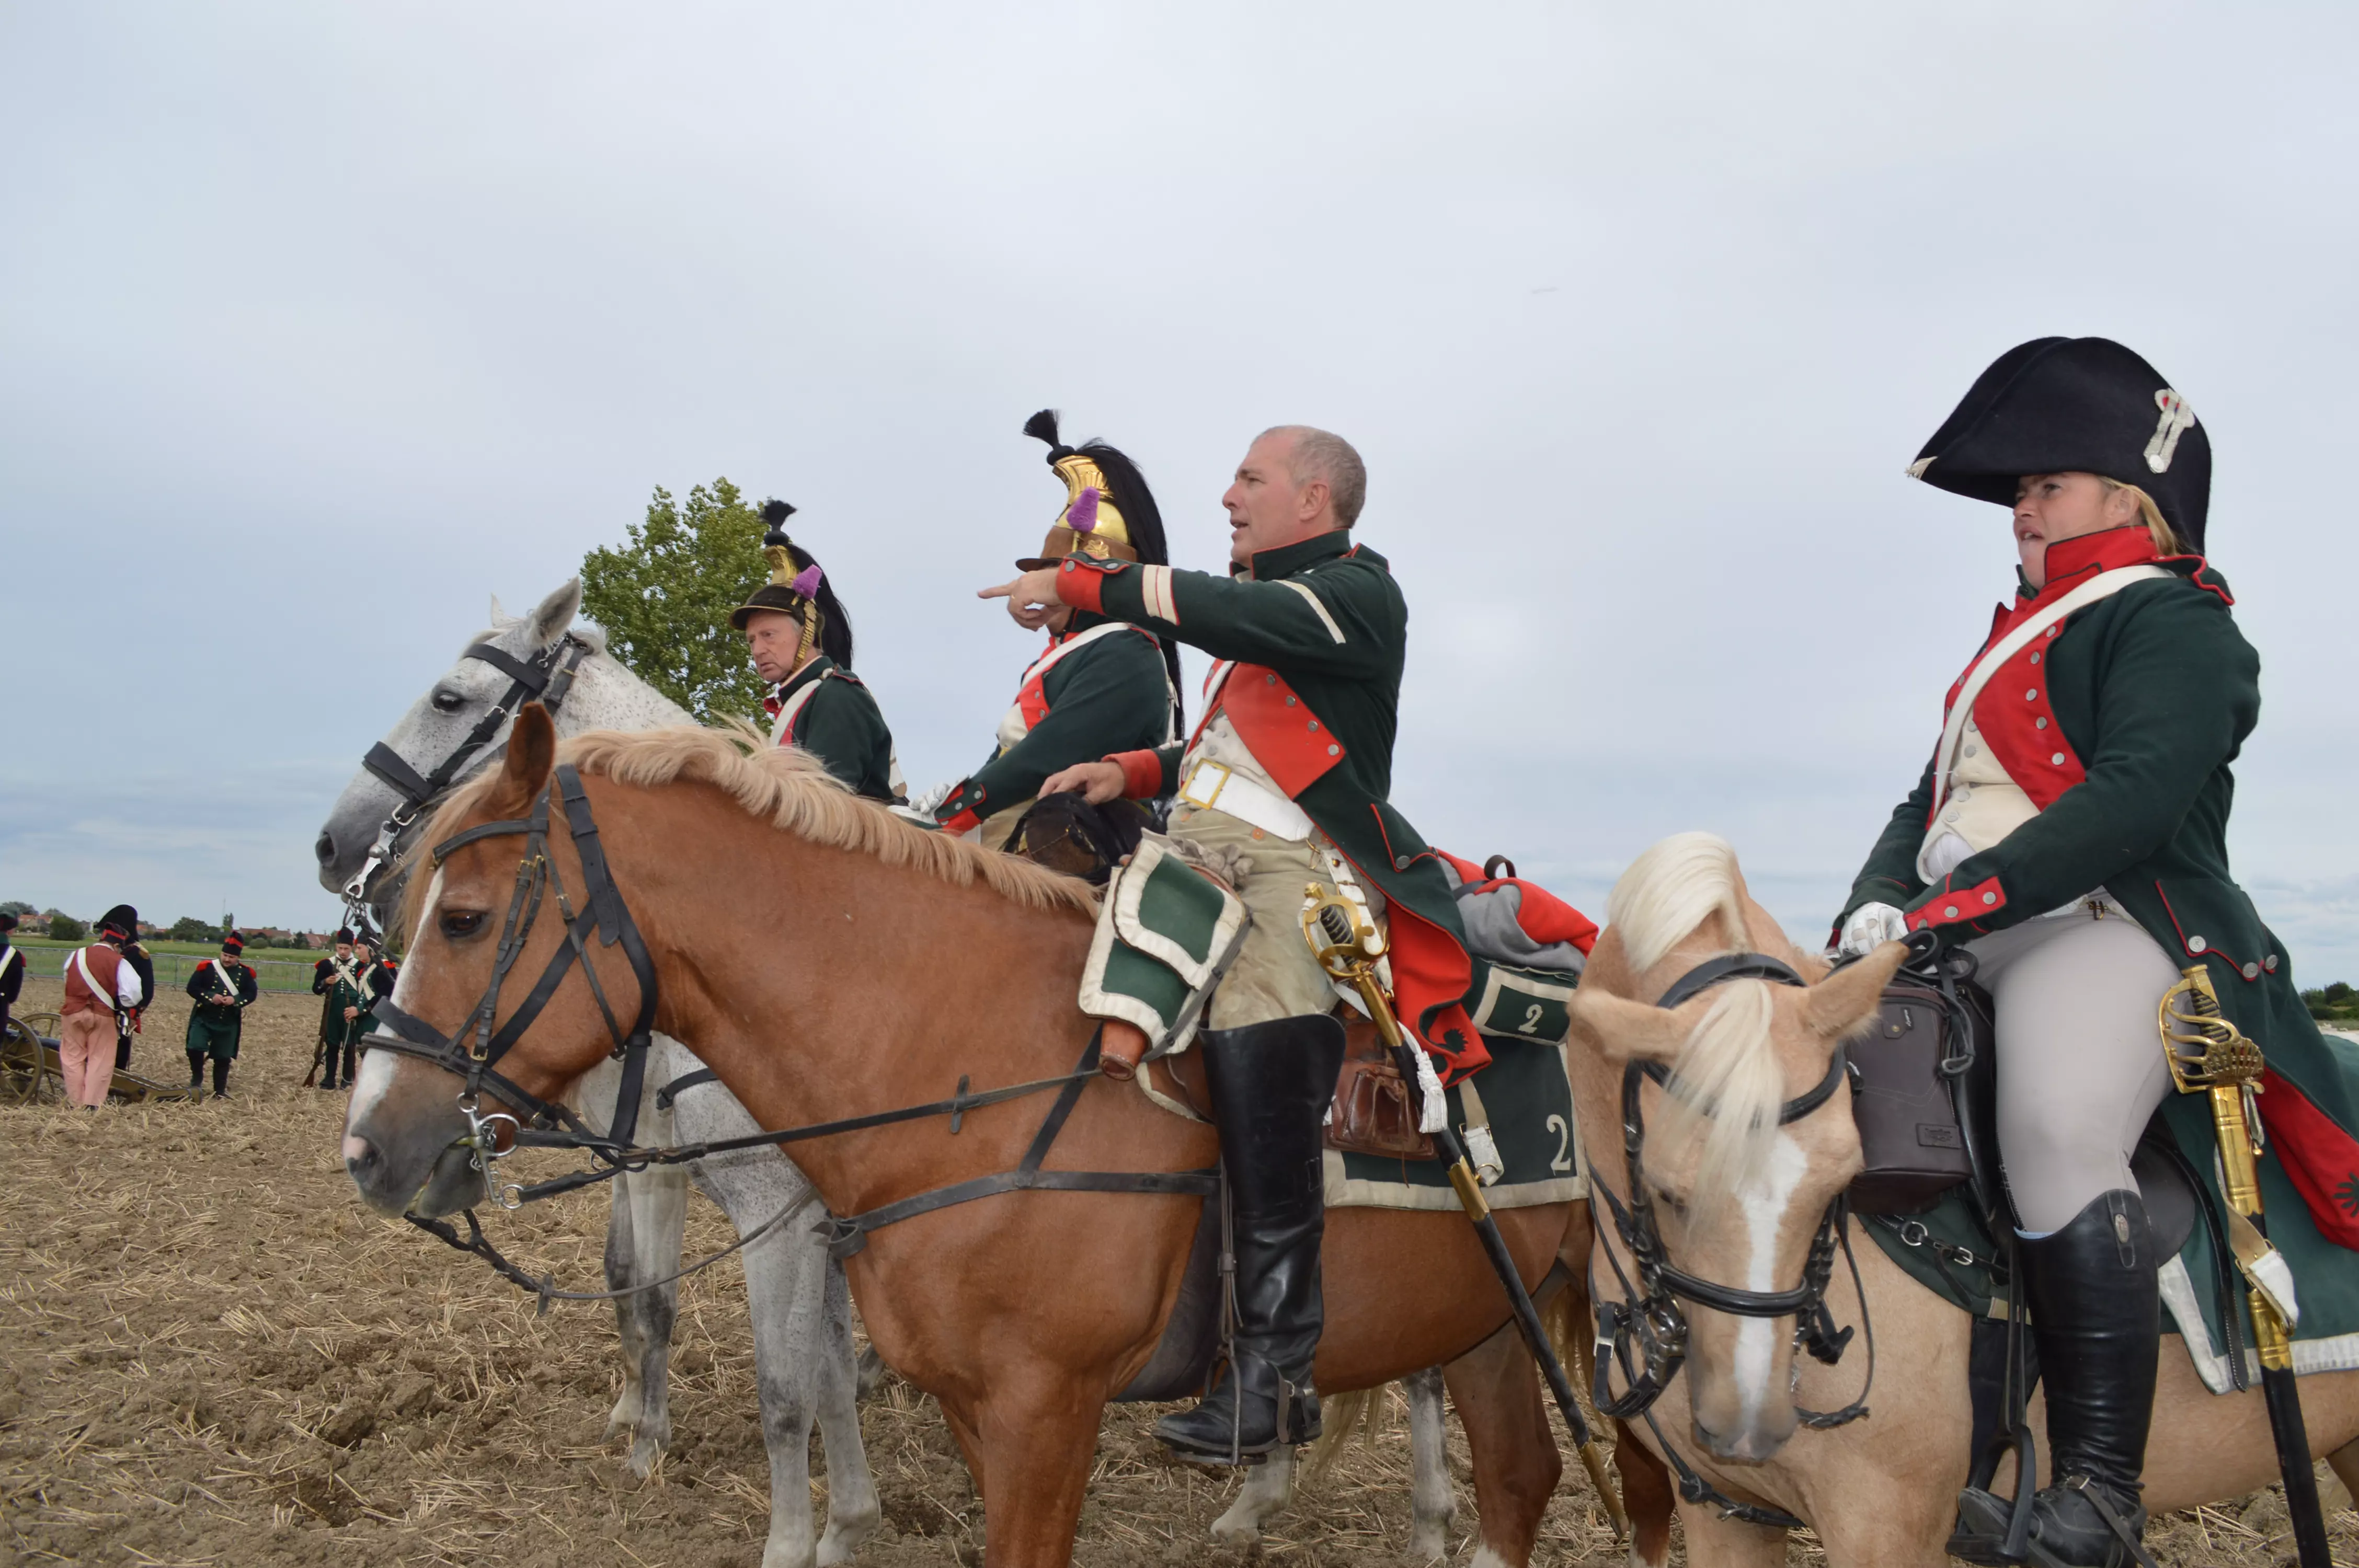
left=1587, top=951, right=1875, bottom=1527
left=363, top=761, right=1218, bottom=1306
left=340, top=634, right=592, bottom=937
left=363, top=761, right=662, bottom=1204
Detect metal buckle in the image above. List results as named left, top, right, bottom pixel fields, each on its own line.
left=1180, top=760, right=1230, bottom=810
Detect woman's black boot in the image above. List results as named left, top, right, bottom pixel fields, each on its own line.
left=1959, top=1189, right=2159, bottom=1566
left=1153, top=1013, right=1348, bottom=1463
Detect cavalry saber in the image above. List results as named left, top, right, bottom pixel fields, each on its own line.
left=1303, top=891, right=1628, bottom=1540
left=2160, top=964, right=2330, bottom=1568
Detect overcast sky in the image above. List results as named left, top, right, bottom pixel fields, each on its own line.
left=4, top=4, right=2354, bottom=977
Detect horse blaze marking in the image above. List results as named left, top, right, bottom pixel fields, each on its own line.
left=2145, top=389, right=2196, bottom=474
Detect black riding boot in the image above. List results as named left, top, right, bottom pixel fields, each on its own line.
left=211, top=1056, right=231, bottom=1099
left=1957, top=1189, right=2158, bottom=1566
left=1154, top=1013, right=1348, bottom=1463
left=188, top=1051, right=206, bottom=1091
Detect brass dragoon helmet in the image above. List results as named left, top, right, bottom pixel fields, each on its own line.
left=1016, top=409, right=1170, bottom=572
left=729, top=499, right=857, bottom=668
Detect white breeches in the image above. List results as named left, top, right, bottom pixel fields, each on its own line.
left=1967, top=905, right=2182, bottom=1236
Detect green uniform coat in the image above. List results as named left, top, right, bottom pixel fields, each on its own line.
left=186, top=958, right=259, bottom=1059
left=313, top=955, right=372, bottom=1050
left=1061, top=532, right=1491, bottom=1077
left=933, top=615, right=1175, bottom=833
left=771, top=655, right=898, bottom=802
left=1840, top=528, right=2359, bottom=1251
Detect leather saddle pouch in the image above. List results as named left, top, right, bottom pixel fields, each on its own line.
left=1846, top=977, right=1978, bottom=1214
left=1325, top=1025, right=1435, bottom=1161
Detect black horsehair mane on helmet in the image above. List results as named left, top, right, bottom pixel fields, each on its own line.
left=1022, top=409, right=1185, bottom=733
left=759, top=498, right=857, bottom=670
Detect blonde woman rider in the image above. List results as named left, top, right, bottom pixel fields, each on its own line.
left=1835, top=338, right=2359, bottom=1567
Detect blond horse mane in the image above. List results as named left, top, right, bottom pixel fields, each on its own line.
left=399, top=723, right=1098, bottom=943
left=1608, top=832, right=1790, bottom=1206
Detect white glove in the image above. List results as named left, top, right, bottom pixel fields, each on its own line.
left=903, top=778, right=956, bottom=817
left=1836, top=902, right=1909, bottom=959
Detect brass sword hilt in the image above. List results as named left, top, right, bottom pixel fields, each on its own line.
left=2161, top=963, right=2297, bottom=1365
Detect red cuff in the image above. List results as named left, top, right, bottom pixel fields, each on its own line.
left=1109, top=749, right=1164, bottom=801
left=1057, top=558, right=1116, bottom=616
left=937, top=806, right=982, bottom=836
left=1906, top=875, right=2008, bottom=932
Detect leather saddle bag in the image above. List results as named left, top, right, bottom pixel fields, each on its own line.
left=1324, top=1015, right=1435, bottom=1162
left=1846, top=973, right=1986, bottom=1214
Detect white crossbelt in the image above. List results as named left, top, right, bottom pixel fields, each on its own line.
left=1179, top=758, right=1313, bottom=842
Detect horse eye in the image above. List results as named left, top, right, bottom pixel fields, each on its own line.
left=432, top=689, right=465, bottom=712
left=440, top=910, right=487, bottom=939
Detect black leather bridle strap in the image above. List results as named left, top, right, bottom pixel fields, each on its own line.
left=656, top=1068, right=719, bottom=1110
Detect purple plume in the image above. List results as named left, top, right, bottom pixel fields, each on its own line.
left=1067, top=486, right=1100, bottom=533
left=792, top=563, right=824, bottom=597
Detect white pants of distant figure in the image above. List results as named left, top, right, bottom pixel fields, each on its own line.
left=1968, top=904, right=2181, bottom=1236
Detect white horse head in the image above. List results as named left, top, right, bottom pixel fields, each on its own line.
left=313, top=577, right=690, bottom=923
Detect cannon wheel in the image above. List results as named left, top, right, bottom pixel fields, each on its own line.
left=1, top=1012, right=65, bottom=1105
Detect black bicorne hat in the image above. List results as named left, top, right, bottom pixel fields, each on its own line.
left=729, top=500, right=856, bottom=668
left=97, top=904, right=138, bottom=940
left=221, top=933, right=244, bottom=954
left=0, top=912, right=17, bottom=935
left=1908, top=337, right=2211, bottom=552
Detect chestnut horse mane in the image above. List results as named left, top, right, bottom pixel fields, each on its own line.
left=1607, top=831, right=1793, bottom=1206
left=403, top=723, right=1098, bottom=941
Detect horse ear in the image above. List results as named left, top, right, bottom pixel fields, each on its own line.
left=1805, top=941, right=1910, bottom=1040
left=526, top=579, right=582, bottom=649
left=1566, top=988, right=1693, bottom=1065
left=489, top=704, right=558, bottom=817
left=489, top=593, right=510, bottom=624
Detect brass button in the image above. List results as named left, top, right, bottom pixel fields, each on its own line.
left=2189, top=936, right=2208, bottom=954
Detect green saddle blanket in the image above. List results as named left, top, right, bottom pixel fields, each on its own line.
left=1866, top=1108, right=2359, bottom=1393
left=1327, top=1032, right=1584, bottom=1212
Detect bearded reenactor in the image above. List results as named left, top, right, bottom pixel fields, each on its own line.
left=185, top=932, right=259, bottom=1098
left=1014, top=425, right=1489, bottom=1462
left=730, top=500, right=900, bottom=801
left=0, top=913, right=22, bottom=1041
left=311, top=929, right=371, bottom=1090
left=927, top=411, right=1183, bottom=849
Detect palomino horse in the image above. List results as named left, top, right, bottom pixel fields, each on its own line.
left=343, top=709, right=1599, bottom=1568
left=1564, top=831, right=2359, bottom=1567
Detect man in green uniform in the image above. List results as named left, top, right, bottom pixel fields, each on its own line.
left=311, top=928, right=371, bottom=1090
left=185, top=932, right=259, bottom=1098
left=731, top=499, right=900, bottom=802
left=1013, top=424, right=1488, bottom=1461
left=929, top=410, right=1183, bottom=848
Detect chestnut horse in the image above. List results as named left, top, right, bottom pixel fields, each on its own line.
left=341, top=709, right=1601, bottom=1568
left=1565, top=832, right=2359, bottom=1567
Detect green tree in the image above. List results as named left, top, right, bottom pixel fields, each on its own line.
left=0, top=901, right=32, bottom=918
left=48, top=914, right=85, bottom=941
left=169, top=916, right=219, bottom=942
left=580, top=479, right=772, bottom=725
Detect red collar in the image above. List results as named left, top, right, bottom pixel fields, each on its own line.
left=2021, top=526, right=2160, bottom=607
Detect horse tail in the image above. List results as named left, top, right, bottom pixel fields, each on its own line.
left=1541, top=1277, right=1593, bottom=1401
left=1301, top=1387, right=1383, bottom=1483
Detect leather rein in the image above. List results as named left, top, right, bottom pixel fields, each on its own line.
left=364, top=758, right=1215, bottom=1308
left=340, top=634, right=593, bottom=938
left=1587, top=951, right=1875, bottom=1531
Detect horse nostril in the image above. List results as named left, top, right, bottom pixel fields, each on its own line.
left=343, top=1133, right=374, bottom=1170
left=316, top=830, right=338, bottom=868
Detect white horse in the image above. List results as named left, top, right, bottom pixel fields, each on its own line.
left=317, top=577, right=1462, bottom=1562
left=318, top=580, right=879, bottom=1568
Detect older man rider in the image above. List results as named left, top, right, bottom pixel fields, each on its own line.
left=992, top=425, right=1489, bottom=1462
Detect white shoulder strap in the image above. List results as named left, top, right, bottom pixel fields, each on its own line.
left=1020, top=621, right=1129, bottom=687
left=71, top=946, right=110, bottom=1005
left=209, top=959, right=236, bottom=995
left=0, top=947, right=17, bottom=978
left=772, top=677, right=825, bottom=747
left=1926, top=564, right=2170, bottom=823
